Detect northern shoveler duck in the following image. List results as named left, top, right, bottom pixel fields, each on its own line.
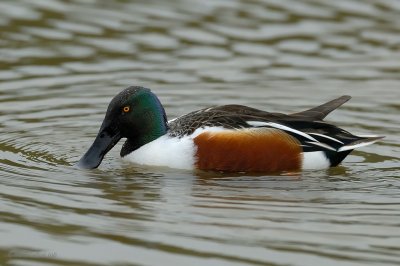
left=77, top=86, right=383, bottom=172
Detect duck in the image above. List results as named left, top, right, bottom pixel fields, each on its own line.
left=77, top=86, right=383, bottom=172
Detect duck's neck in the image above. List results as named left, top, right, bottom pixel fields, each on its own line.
left=120, top=104, right=168, bottom=157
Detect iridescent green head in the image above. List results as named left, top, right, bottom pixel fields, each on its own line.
left=77, top=86, right=168, bottom=169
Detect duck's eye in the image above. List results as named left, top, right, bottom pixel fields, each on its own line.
left=123, top=106, right=130, bottom=113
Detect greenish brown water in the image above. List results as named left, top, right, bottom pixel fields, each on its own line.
left=0, top=0, right=400, bottom=265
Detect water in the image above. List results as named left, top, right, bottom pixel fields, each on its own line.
left=0, top=0, right=399, bottom=265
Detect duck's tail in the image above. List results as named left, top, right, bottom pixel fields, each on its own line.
left=321, top=135, right=384, bottom=167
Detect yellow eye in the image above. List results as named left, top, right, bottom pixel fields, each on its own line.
left=123, top=106, right=130, bottom=113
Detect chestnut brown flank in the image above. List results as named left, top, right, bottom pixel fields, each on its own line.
left=194, top=128, right=302, bottom=172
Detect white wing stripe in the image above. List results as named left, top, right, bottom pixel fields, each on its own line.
left=306, top=141, right=336, bottom=151
left=246, top=121, right=270, bottom=127
left=338, top=139, right=380, bottom=152
left=308, top=133, right=344, bottom=144
left=246, top=121, right=318, bottom=142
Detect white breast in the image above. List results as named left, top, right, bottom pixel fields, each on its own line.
left=122, top=135, right=196, bottom=170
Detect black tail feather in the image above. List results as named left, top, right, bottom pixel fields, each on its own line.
left=291, top=95, right=351, bottom=121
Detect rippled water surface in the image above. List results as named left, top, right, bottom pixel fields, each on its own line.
left=1, top=0, right=400, bottom=265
